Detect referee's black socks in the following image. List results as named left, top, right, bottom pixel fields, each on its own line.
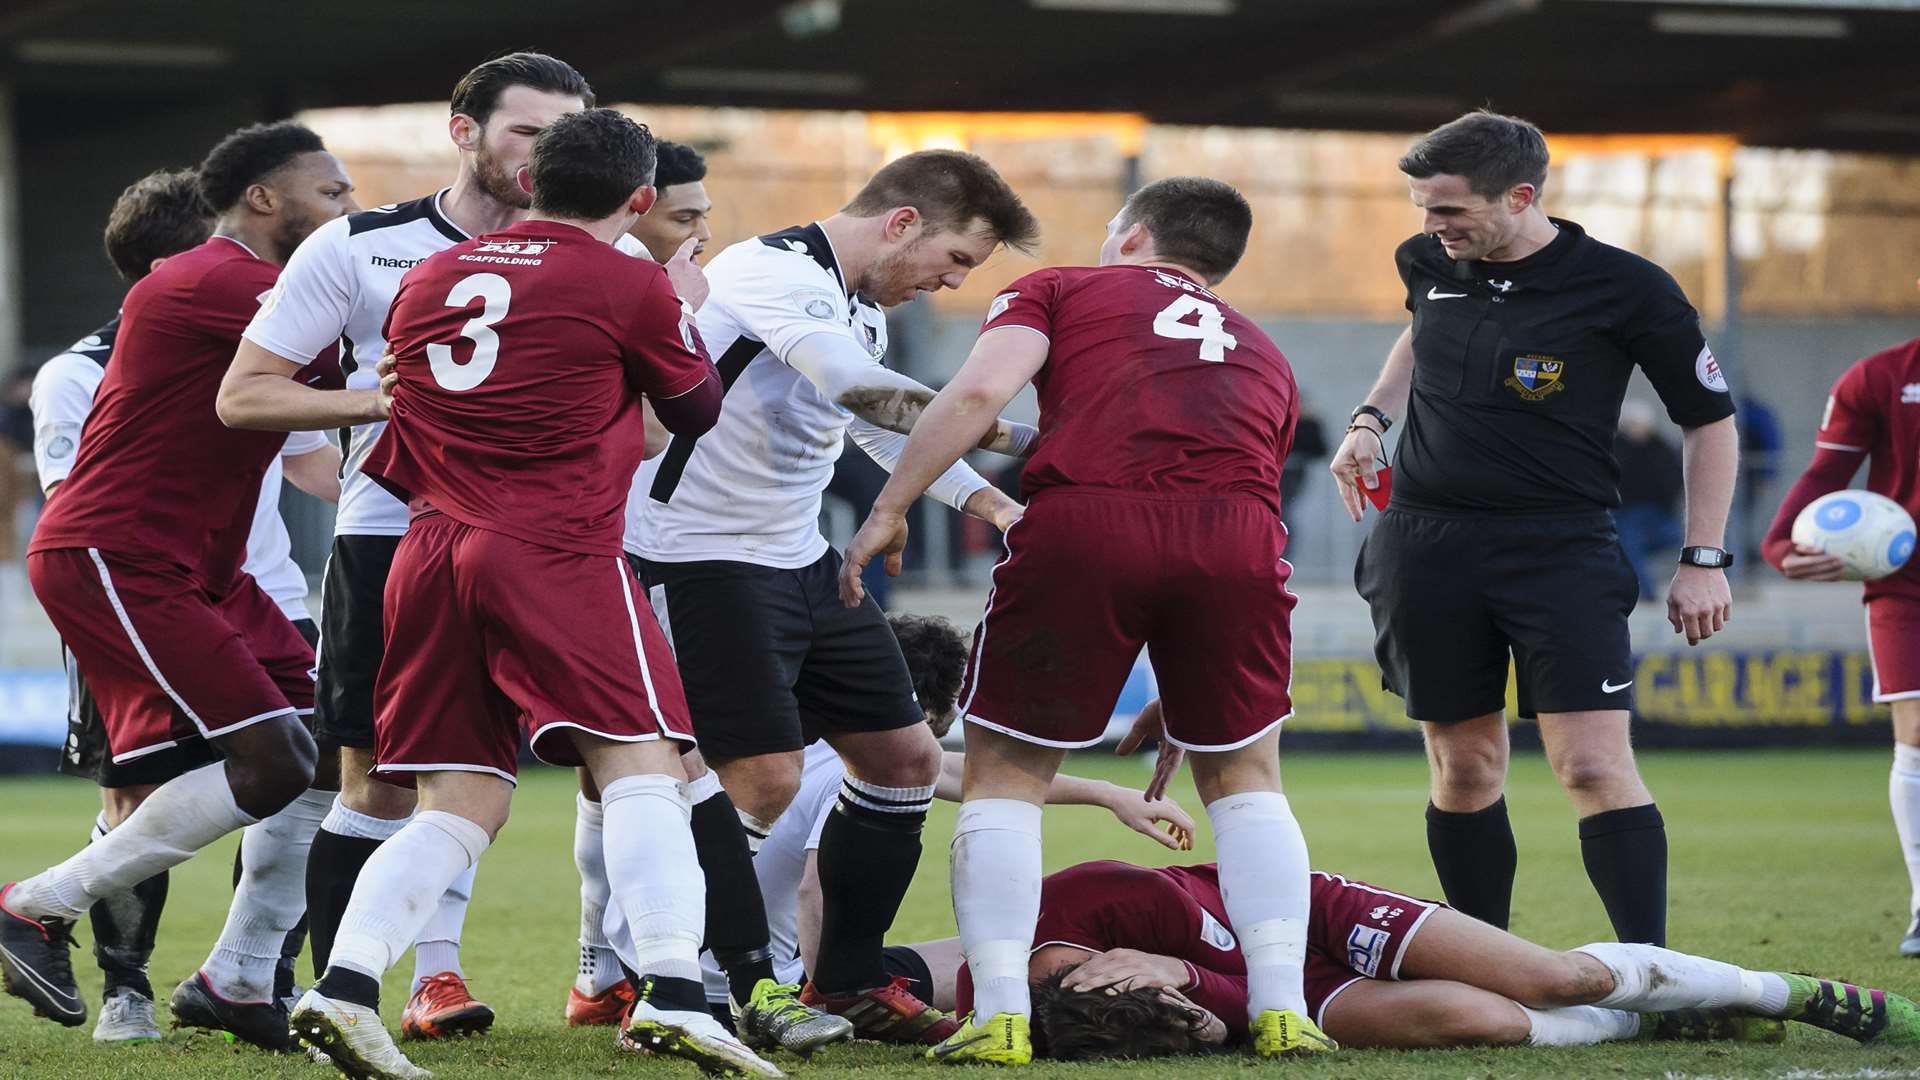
left=810, top=777, right=933, bottom=995
left=1425, top=797, right=1517, bottom=930
left=1579, top=802, right=1667, bottom=946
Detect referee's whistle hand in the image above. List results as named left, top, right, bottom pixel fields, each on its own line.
left=1329, top=428, right=1382, bottom=523
left=1667, top=565, right=1733, bottom=646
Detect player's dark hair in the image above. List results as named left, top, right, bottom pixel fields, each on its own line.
left=1398, top=110, right=1550, bottom=200
left=103, top=169, right=213, bottom=282
left=888, top=613, right=968, bottom=739
left=654, top=141, right=707, bottom=193
left=1116, top=176, right=1253, bottom=284
left=196, top=121, right=327, bottom=213
left=529, top=109, right=656, bottom=221
left=843, top=150, right=1039, bottom=255
left=1031, top=972, right=1206, bottom=1061
left=451, top=51, right=594, bottom=126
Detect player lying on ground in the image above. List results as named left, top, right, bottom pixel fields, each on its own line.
left=894, top=857, right=1920, bottom=1060
left=616, top=613, right=1195, bottom=1040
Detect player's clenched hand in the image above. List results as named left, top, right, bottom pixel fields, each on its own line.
left=1114, top=698, right=1183, bottom=802
left=839, top=509, right=909, bottom=608
left=664, top=237, right=709, bottom=312
left=1065, top=948, right=1188, bottom=994
left=1329, top=424, right=1385, bottom=523
left=1101, top=786, right=1195, bottom=851
left=1779, top=543, right=1849, bottom=581
left=1667, top=565, right=1732, bottom=646
left=375, top=346, right=399, bottom=418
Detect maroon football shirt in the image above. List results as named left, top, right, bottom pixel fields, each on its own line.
left=31, top=236, right=294, bottom=592
left=365, top=221, right=714, bottom=556
left=981, top=264, right=1298, bottom=510
left=1812, top=340, right=1920, bottom=602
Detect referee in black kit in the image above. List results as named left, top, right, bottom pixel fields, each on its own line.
left=1329, top=111, right=1739, bottom=946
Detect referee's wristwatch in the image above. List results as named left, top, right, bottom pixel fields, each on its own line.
left=1349, top=404, right=1392, bottom=432
left=1678, top=546, right=1734, bottom=569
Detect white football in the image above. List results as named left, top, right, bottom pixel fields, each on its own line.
left=1791, top=490, right=1917, bottom=581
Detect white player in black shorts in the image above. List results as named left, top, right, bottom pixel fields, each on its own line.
left=632, top=150, right=1036, bottom=1037
left=1329, top=111, right=1738, bottom=949
left=28, top=167, right=340, bottom=1046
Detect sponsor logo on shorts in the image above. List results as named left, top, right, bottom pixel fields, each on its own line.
left=1346, top=925, right=1390, bottom=977
left=1505, top=354, right=1565, bottom=401
left=1368, top=904, right=1404, bottom=924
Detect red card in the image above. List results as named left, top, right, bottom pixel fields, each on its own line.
left=1362, top=466, right=1392, bottom=511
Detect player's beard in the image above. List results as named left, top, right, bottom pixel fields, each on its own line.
left=472, top=139, right=531, bottom=211
left=857, top=236, right=928, bottom=308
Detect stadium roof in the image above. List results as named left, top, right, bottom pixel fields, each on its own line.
left=7, top=0, right=1920, bottom=150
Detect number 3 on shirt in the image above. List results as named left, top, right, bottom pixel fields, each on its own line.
left=428, top=273, right=511, bottom=391
left=1153, top=295, right=1237, bottom=362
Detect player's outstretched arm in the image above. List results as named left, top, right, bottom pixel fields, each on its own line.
left=786, top=332, right=1037, bottom=457
left=1668, top=415, right=1738, bottom=645
left=931, top=750, right=1194, bottom=849
left=219, top=339, right=385, bottom=432
left=837, top=327, right=1048, bottom=607
left=1329, top=326, right=1414, bottom=522
left=1761, top=445, right=1862, bottom=581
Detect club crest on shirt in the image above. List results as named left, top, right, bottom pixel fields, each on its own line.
left=1197, top=910, right=1237, bottom=952
left=986, top=291, right=1018, bottom=322
left=1505, top=354, right=1565, bottom=401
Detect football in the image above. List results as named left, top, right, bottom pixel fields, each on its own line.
left=1790, top=490, right=1918, bottom=581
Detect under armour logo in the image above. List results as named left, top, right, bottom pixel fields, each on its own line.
left=1486, top=278, right=1514, bottom=293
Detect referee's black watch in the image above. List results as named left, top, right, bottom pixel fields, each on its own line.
left=1678, top=546, right=1734, bottom=569
left=1349, top=404, right=1392, bottom=433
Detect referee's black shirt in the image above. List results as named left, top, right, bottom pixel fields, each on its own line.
left=1390, top=219, right=1735, bottom=516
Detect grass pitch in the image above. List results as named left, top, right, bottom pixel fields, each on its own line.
left=2, top=747, right=1917, bottom=1079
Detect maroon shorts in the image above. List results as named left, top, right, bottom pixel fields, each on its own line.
left=1868, top=597, right=1920, bottom=702
left=1304, top=872, right=1441, bottom=1026
left=961, top=491, right=1296, bottom=750
left=372, top=515, right=694, bottom=785
left=27, top=547, right=314, bottom=764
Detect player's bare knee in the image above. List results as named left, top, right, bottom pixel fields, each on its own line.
left=223, top=717, right=317, bottom=816
left=1431, top=754, right=1505, bottom=806
left=715, top=753, right=802, bottom=821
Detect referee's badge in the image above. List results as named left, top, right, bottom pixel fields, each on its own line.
left=1505, top=354, right=1565, bottom=401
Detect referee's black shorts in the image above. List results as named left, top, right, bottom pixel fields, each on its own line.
left=1356, top=509, right=1639, bottom=724
left=633, top=548, right=922, bottom=761
left=314, top=534, right=401, bottom=752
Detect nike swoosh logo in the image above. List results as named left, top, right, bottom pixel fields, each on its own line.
left=1602, top=679, right=1633, bottom=693
left=931, top=1033, right=995, bottom=1058
left=0, top=943, right=85, bottom=1015
left=1426, top=287, right=1469, bottom=300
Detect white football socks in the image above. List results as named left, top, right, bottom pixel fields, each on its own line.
left=1208, top=790, right=1311, bottom=1018
left=572, top=792, right=624, bottom=996
left=411, top=865, right=475, bottom=994
left=320, top=796, right=409, bottom=843
left=1523, top=1005, right=1641, bottom=1045
left=203, top=786, right=330, bottom=1001
left=1891, top=743, right=1920, bottom=915
left=951, top=798, right=1044, bottom=1021
left=11, top=762, right=256, bottom=922
left=600, top=774, right=704, bottom=983
left=1576, top=942, right=1790, bottom=1015
left=329, top=811, right=490, bottom=981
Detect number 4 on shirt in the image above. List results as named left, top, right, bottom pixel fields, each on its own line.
left=1153, top=295, right=1237, bottom=362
